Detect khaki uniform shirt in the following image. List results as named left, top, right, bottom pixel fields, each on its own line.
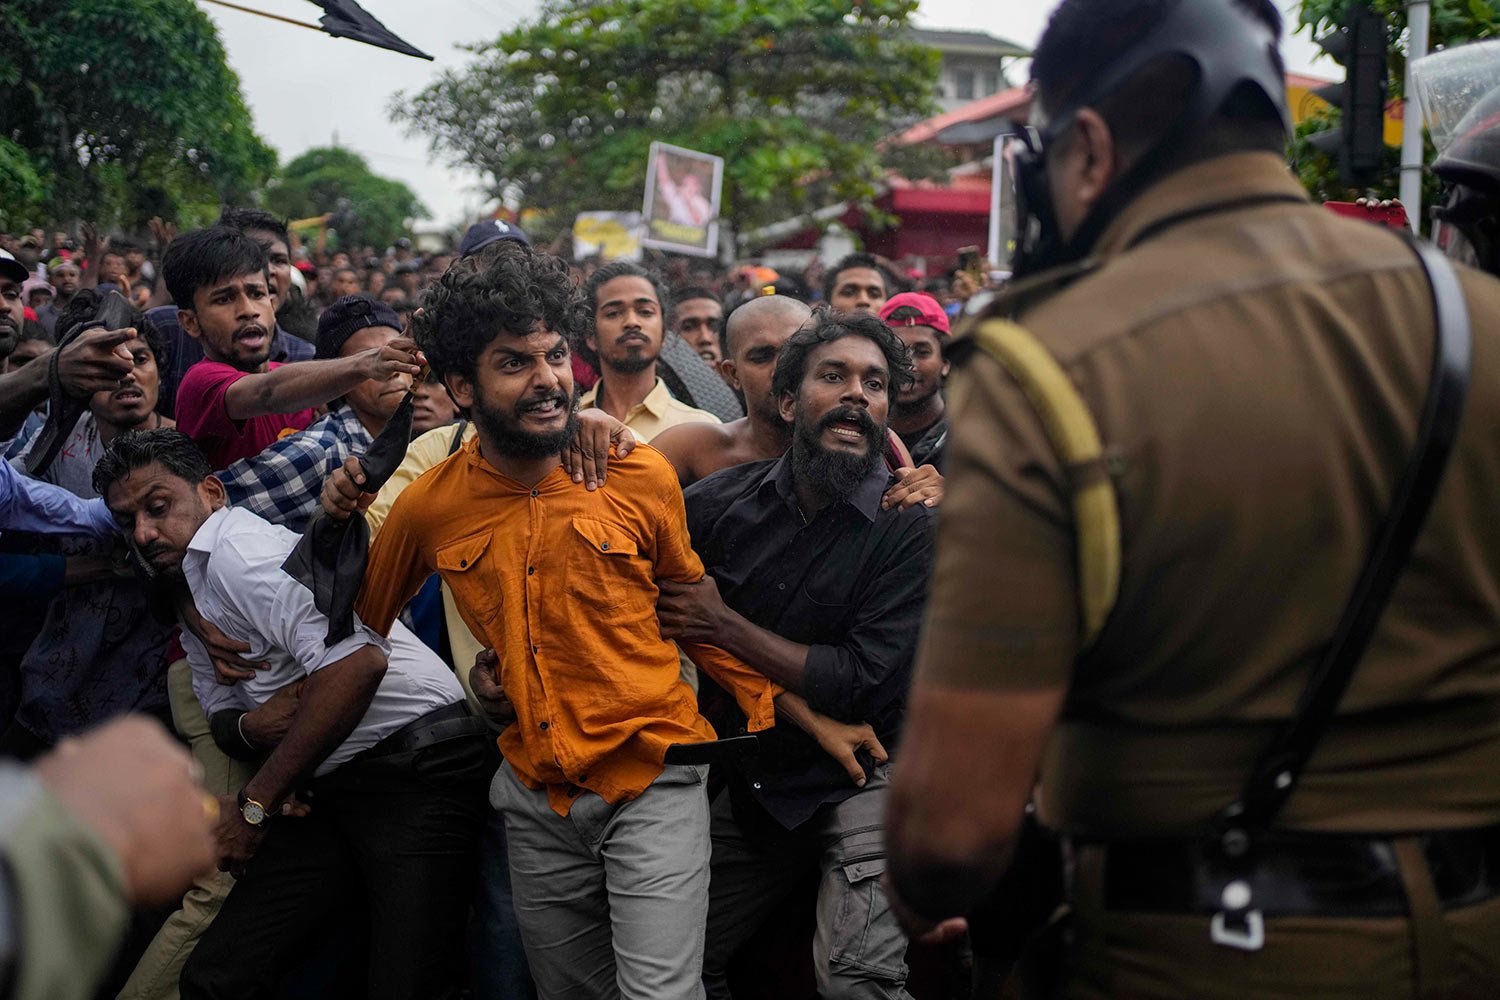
left=578, top=377, right=720, bottom=443
left=920, top=152, right=1500, bottom=838
left=0, top=766, right=130, bottom=1000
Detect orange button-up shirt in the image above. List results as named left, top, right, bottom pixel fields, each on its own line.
left=356, top=439, right=780, bottom=815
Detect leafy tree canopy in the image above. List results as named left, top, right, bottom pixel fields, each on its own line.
left=395, top=0, right=943, bottom=246
left=0, top=139, right=44, bottom=230
left=1291, top=0, right=1498, bottom=203
left=0, top=0, right=277, bottom=230
left=265, top=147, right=429, bottom=251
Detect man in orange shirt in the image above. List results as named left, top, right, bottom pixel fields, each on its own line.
left=343, top=241, right=883, bottom=1000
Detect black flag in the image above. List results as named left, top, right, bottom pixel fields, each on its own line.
left=307, top=0, right=432, bottom=61
left=657, top=334, right=745, bottom=423
left=282, top=389, right=416, bottom=645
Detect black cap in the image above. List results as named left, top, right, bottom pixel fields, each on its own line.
left=316, top=295, right=404, bottom=360
left=0, top=249, right=27, bottom=284
left=458, top=219, right=530, bottom=257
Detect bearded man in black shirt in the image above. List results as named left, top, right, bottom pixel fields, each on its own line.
left=657, top=312, right=935, bottom=1000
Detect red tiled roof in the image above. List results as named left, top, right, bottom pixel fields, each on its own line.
left=899, top=73, right=1346, bottom=147
left=897, top=86, right=1033, bottom=145
left=1285, top=72, right=1334, bottom=90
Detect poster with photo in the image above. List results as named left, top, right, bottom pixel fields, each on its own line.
left=641, top=142, right=723, bottom=258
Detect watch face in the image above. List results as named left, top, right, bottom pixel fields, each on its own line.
left=242, top=800, right=267, bottom=826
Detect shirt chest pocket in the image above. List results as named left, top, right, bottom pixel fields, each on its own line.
left=797, top=580, right=853, bottom=631
left=566, top=517, right=643, bottom=613
left=436, top=529, right=503, bottom=626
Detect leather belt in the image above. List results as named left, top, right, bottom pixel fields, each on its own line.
left=1094, top=824, right=1500, bottom=918
left=361, top=701, right=489, bottom=760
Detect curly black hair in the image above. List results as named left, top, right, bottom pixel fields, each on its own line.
left=57, top=288, right=170, bottom=374
left=93, top=427, right=210, bottom=499
left=771, top=310, right=915, bottom=401
left=411, top=240, right=586, bottom=383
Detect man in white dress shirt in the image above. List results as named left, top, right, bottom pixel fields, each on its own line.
left=95, top=427, right=493, bottom=1000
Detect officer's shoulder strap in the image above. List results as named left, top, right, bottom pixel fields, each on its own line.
left=968, top=318, right=1121, bottom=647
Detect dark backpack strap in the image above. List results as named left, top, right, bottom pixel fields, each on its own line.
left=447, top=419, right=469, bottom=456
left=1221, top=238, right=1473, bottom=851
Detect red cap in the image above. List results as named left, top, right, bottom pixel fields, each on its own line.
left=879, top=292, right=950, bottom=336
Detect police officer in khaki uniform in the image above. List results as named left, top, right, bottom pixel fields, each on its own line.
left=884, top=0, right=1500, bottom=997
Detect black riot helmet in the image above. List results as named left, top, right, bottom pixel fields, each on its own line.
left=1010, top=0, right=1290, bottom=277
left=1412, top=40, right=1500, bottom=275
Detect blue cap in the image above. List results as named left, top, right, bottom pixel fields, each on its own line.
left=458, top=219, right=531, bottom=257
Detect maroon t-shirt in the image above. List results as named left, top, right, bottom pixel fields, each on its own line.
left=174, top=360, right=315, bottom=469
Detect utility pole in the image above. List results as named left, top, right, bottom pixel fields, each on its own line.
left=1400, top=0, right=1432, bottom=232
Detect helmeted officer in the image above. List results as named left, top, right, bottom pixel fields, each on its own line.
left=885, top=0, right=1500, bottom=997
left=1413, top=38, right=1500, bottom=276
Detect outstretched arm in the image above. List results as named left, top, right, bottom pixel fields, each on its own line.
left=0, top=327, right=136, bottom=434
left=220, top=339, right=421, bottom=421
left=0, top=459, right=116, bottom=540
left=885, top=351, right=1079, bottom=932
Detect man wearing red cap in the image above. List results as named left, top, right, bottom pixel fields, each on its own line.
left=878, top=293, right=951, bottom=470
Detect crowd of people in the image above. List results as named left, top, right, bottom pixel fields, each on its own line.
left=0, top=188, right=956, bottom=1000
left=3, top=0, right=1500, bottom=998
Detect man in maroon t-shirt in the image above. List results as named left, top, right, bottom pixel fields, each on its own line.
left=165, top=226, right=421, bottom=468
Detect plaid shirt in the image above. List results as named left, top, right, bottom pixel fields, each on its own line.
left=218, top=404, right=373, bottom=534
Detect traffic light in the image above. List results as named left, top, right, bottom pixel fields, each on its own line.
left=1308, top=3, right=1389, bottom=185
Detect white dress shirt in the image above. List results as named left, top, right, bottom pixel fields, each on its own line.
left=181, top=506, right=463, bottom=775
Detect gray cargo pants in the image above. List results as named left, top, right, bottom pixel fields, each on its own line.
left=490, top=758, right=711, bottom=1000
left=702, top=765, right=912, bottom=1000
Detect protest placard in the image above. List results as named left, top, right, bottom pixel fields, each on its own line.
left=572, top=211, right=643, bottom=261
left=642, top=142, right=723, bottom=257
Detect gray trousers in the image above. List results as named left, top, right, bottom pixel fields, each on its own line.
left=490, top=759, right=711, bottom=1000
left=702, top=766, right=912, bottom=1000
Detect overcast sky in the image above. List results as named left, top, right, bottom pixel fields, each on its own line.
left=204, top=0, right=1327, bottom=231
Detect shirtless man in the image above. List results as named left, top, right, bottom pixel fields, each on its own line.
left=652, top=296, right=943, bottom=510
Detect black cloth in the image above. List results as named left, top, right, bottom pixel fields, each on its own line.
left=24, top=289, right=134, bottom=478
left=309, top=0, right=434, bottom=60
left=179, top=728, right=494, bottom=1000
left=902, top=414, right=949, bottom=471
left=684, top=453, right=935, bottom=830
left=658, top=333, right=745, bottom=423
left=282, top=391, right=414, bottom=645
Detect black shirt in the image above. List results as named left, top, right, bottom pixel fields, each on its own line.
left=685, top=453, right=935, bottom=830
left=900, top=414, right=950, bottom=471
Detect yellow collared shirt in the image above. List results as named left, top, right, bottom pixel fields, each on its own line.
left=578, top=377, right=720, bottom=443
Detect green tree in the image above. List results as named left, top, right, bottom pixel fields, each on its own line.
left=0, top=0, right=277, bottom=229
left=394, top=0, right=941, bottom=247
left=0, top=139, right=44, bottom=229
left=1292, top=0, right=1498, bottom=202
left=265, top=147, right=428, bottom=251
